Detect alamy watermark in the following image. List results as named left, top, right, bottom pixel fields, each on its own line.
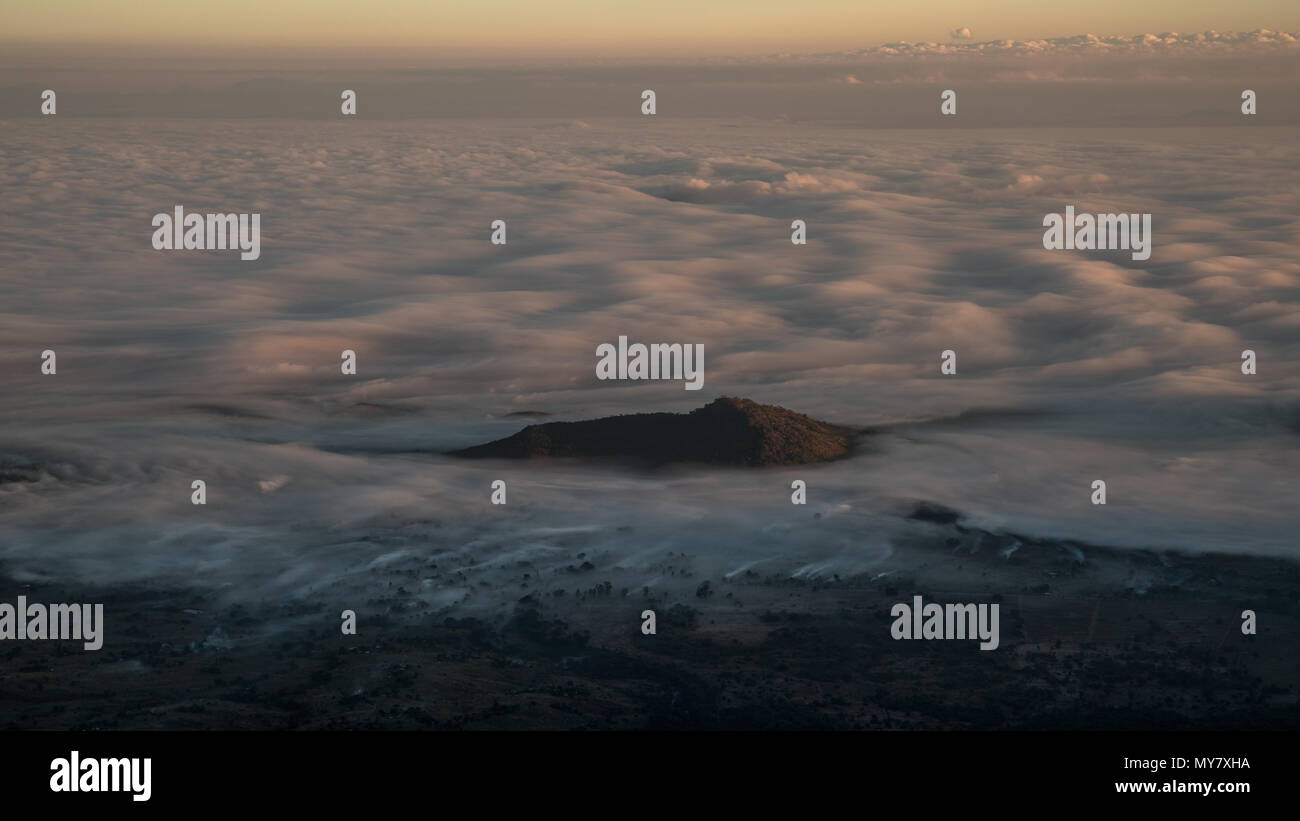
left=1042, top=205, right=1151, bottom=261
left=0, top=596, right=103, bottom=650
left=50, top=751, right=150, bottom=801
left=152, top=205, right=261, bottom=260
left=596, top=336, right=704, bottom=390
left=891, top=595, right=999, bottom=650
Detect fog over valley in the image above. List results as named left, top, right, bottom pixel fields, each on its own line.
left=1, top=115, right=1297, bottom=620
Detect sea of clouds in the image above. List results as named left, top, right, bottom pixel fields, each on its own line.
left=1, top=58, right=1298, bottom=614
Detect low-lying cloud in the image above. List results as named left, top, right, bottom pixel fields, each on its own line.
left=0, top=115, right=1297, bottom=613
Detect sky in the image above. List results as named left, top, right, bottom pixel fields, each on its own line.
left=4, top=0, right=1300, bottom=60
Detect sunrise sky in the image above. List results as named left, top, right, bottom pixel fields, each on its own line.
left=5, top=0, right=1300, bottom=59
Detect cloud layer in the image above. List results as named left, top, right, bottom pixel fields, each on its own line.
left=0, top=116, right=1297, bottom=613
left=773, top=29, right=1300, bottom=59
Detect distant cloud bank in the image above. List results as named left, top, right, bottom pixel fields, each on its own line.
left=762, top=29, right=1299, bottom=61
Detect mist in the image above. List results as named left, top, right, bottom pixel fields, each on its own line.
left=2, top=112, right=1298, bottom=623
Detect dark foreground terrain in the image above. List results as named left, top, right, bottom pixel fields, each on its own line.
left=2, top=506, right=1296, bottom=731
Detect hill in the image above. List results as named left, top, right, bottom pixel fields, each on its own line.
left=450, top=397, right=860, bottom=466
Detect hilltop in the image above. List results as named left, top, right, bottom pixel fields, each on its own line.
left=449, top=397, right=860, bottom=466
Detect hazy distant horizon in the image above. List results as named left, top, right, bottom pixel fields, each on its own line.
left=2, top=26, right=1298, bottom=68
left=5, top=0, right=1300, bottom=60
left=3, top=61, right=1299, bottom=126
